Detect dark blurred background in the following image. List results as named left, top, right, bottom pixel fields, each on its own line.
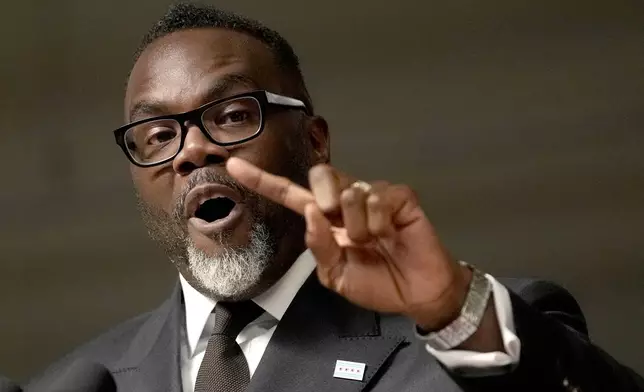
left=1, top=0, right=643, bottom=381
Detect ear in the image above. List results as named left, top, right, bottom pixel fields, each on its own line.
left=306, top=115, right=330, bottom=164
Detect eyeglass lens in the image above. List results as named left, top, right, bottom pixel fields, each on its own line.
left=124, top=96, right=263, bottom=164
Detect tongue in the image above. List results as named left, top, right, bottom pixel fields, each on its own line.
left=195, top=197, right=236, bottom=223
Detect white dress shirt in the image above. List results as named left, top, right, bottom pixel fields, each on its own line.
left=179, top=250, right=521, bottom=392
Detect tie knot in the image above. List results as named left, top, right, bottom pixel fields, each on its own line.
left=212, top=300, right=263, bottom=338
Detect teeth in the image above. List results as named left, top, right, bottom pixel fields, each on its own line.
left=199, top=196, right=225, bottom=206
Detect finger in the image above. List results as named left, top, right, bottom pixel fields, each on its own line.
left=367, top=184, right=422, bottom=236
left=340, top=185, right=370, bottom=243
left=366, top=190, right=395, bottom=237
left=304, top=203, right=343, bottom=273
left=308, top=164, right=356, bottom=215
left=226, top=157, right=314, bottom=215
left=381, top=184, right=423, bottom=227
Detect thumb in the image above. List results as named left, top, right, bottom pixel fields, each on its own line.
left=304, top=202, right=342, bottom=271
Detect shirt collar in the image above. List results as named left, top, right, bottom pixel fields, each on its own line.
left=179, top=249, right=316, bottom=356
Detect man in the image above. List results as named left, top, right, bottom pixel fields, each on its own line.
left=28, top=3, right=644, bottom=392
left=0, top=375, right=21, bottom=392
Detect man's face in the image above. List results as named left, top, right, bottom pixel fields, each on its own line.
left=124, top=28, right=328, bottom=300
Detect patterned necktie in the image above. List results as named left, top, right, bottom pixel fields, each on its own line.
left=194, top=301, right=263, bottom=392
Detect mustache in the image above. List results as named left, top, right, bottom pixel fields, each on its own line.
left=171, top=168, right=256, bottom=222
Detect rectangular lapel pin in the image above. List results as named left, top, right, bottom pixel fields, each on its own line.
left=333, top=360, right=366, bottom=381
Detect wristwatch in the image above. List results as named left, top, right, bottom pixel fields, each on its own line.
left=415, top=261, right=492, bottom=351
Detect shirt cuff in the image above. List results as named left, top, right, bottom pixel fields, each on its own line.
left=424, top=274, right=521, bottom=376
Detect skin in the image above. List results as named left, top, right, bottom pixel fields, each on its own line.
left=127, top=27, right=502, bottom=352
left=126, top=28, right=329, bottom=297
left=227, top=159, right=503, bottom=351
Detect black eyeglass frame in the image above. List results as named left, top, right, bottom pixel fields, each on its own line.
left=113, top=90, right=310, bottom=167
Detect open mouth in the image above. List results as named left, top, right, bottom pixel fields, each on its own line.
left=184, top=183, right=245, bottom=235
left=194, top=197, right=236, bottom=223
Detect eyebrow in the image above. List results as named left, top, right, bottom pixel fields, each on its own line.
left=127, top=73, right=259, bottom=122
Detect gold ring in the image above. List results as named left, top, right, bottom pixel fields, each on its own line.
left=351, top=180, right=372, bottom=193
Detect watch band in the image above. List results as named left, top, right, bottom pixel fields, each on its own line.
left=415, top=261, right=492, bottom=351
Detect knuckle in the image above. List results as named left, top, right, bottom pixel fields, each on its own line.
left=278, top=185, right=290, bottom=204
left=366, top=194, right=382, bottom=209
left=340, top=188, right=358, bottom=205
left=273, top=176, right=293, bottom=203
left=371, top=180, right=390, bottom=190
left=395, top=184, right=418, bottom=201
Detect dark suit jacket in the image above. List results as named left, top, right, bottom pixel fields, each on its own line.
left=28, top=275, right=644, bottom=392
left=0, top=375, right=21, bottom=392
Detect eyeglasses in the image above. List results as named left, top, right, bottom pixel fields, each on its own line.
left=113, top=90, right=309, bottom=167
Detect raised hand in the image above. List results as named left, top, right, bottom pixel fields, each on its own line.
left=226, top=157, right=472, bottom=331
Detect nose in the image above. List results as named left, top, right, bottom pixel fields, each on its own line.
left=172, top=125, right=230, bottom=175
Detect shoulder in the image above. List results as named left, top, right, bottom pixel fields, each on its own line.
left=28, top=283, right=182, bottom=388
left=27, top=310, right=156, bottom=387
left=75, top=310, right=156, bottom=361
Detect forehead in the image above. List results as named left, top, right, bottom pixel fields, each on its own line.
left=125, top=28, right=282, bottom=119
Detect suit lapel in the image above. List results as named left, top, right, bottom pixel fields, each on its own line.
left=108, top=284, right=183, bottom=392
left=248, top=274, right=406, bottom=392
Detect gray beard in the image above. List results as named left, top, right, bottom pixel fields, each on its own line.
left=135, top=168, right=298, bottom=302
left=185, top=222, right=275, bottom=300
left=136, top=115, right=311, bottom=301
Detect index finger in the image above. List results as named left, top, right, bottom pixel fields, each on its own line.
left=226, top=157, right=314, bottom=215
